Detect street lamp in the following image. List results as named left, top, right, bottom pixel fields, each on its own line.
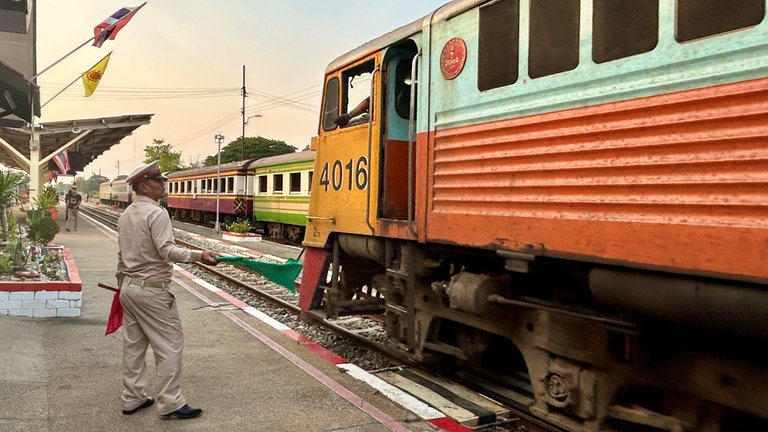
left=214, top=133, right=225, bottom=233
left=242, top=114, right=262, bottom=160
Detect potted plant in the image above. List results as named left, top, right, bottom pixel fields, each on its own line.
left=222, top=218, right=261, bottom=243
left=37, top=185, right=60, bottom=219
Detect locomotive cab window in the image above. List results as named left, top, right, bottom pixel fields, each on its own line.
left=393, top=59, right=415, bottom=119
left=339, top=60, right=375, bottom=128
left=321, top=77, right=340, bottom=132
left=676, top=0, right=765, bottom=42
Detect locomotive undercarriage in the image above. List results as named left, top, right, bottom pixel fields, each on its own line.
left=318, top=234, right=768, bottom=431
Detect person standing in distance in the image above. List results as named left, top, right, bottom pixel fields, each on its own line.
left=64, top=186, right=81, bottom=232
left=116, top=161, right=218, bottom=420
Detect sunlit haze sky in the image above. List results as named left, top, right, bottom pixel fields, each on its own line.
left=36, top=0, right=447, bottom=181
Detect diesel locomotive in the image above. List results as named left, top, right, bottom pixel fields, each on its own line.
left=298, top=1, right=768, bottom=430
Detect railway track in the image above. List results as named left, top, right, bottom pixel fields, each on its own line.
left=79, top=203, right=560, bottom=432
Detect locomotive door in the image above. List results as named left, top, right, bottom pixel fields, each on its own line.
left=379, top=44, right=418, bottom=223
left=305, top=56, right=383, bottom=248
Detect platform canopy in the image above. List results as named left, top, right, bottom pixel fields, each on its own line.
left=0, top=113, right=153, bottom=171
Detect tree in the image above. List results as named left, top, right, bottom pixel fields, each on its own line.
left=0, top=170, right=26, bottom=242
left=203, top=136, right=296, bottom=166
left=144, top=139, right=182, bottom=172
left=75, top=173, right=109, bottom=199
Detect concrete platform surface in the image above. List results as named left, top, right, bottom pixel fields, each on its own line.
left=0, top=210, right=437, bottom=432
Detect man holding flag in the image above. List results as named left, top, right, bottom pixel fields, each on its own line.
left=115, top=161, right=218, bottom=420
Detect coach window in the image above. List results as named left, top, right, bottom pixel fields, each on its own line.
left=257, top=175, right=267, bottom=194
left=676, top=0, right=764, bottom=42
left=322, top=77, right=340, bottom=131
left=308, top=171, right=313, bottom=193
left=529, top=0, right=580, bottom=79
left=273, top=174, right=284, bottom=194
left=290, top=172, right=301, bottom=194
left=593, top=0, right=658, bottom=63
left=478, top=0, right=519, bottom=91
left=227, top=177, right=234, bottom=193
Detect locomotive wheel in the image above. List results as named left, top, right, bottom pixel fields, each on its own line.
left=267, top=223, right=284, bottom=239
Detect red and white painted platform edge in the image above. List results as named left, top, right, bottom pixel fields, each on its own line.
left=172, top=264, right=472, bottom=432
left=87, top=216, right=472, bottom=431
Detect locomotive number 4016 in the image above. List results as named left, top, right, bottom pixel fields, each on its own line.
left=319, top=157, right=369, bottom=191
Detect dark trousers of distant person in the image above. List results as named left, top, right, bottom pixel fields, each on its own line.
left=119, top=284, right=187, bottom=415
left=66, top=208, right=78, bottom=231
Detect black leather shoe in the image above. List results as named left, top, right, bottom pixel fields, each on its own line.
left=122, top=397, right=155, bottom=415
left=161, top=404, right=203, bottom=420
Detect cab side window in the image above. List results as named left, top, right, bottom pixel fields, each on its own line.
left=322, top=77, right=340, bottom=131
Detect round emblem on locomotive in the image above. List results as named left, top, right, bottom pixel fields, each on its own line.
left=440, top=37, right=467, bottom=80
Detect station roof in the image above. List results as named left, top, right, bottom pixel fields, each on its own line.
left=0, top=113, right=153, bottom=171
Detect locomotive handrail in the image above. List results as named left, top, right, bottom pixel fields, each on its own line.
left=365, top=65, right=380, bottom=234
left=407, top=51, right=421, bottom=237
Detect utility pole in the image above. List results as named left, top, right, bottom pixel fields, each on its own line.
left=241, top=65, right=246, bottom=161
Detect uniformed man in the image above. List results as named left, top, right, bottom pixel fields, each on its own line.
left=116, top=161, right=218, bottom=420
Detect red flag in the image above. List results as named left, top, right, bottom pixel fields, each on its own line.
left=93, top=3, right=146, bottom=48
left=105, top=291, right=123, bottom=335
left=52, top=150, right=70, bottom=175
left=48, top=170, right=58, bottom=183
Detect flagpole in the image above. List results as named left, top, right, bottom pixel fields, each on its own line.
left=41, top=51, right=113, bottom=108
left=33, top=36, right=97, bottom=80
left=33, top=1, right=146, bottom=79
left=40, top=76, right=79, bottom=109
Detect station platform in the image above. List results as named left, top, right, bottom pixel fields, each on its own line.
left=0, top=212, right=449, bottom=432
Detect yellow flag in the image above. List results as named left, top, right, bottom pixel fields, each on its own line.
left=81, top=52, right=112, bottom=97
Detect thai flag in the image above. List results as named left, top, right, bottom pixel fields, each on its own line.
left=53, top=150, right=70, bottom=175
left=92, top=3, right=146, bottom=48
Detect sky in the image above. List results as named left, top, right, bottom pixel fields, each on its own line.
left=35, top=0, right=447, bottom=181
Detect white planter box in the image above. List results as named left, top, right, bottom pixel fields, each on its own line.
left=222, top=232, right=262, bottom=243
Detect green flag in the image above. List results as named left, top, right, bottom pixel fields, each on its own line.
left=216, top=256, right=302, bottom=292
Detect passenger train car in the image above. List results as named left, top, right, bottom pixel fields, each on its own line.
left=299, top=0, right=768, bottom=430
left=165, top=159, right=256, bottom=225
left=252, top=151, right=315, bottom=242
left=98, top=179, right=132, bottom=208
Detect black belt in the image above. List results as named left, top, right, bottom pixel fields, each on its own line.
left=125, top=278, right=170, bottom=289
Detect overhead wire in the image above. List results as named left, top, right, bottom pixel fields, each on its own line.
left=37, top=81, right=324, bottom=148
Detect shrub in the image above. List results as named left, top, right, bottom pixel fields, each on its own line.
left=226, top=218, right=252, bottom=234
left=27, top=215, right=60, bottom=244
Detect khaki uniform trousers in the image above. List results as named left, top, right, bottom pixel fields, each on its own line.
left=119, top=284, right=187, bottom=415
